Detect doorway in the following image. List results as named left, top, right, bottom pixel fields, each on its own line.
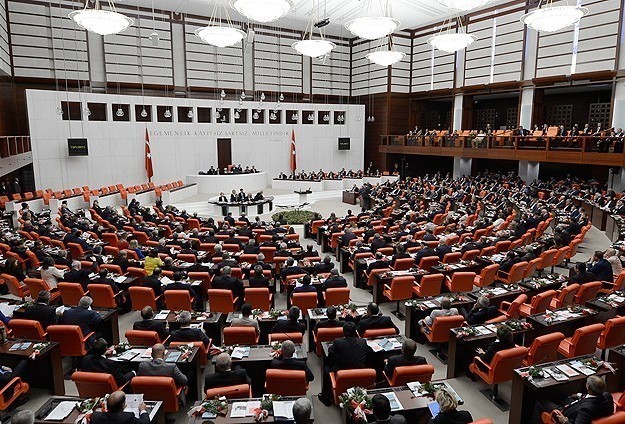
left=217, top=138, right=232, bottom=171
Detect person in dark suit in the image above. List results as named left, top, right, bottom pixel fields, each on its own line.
left=587, top=251, right=614, bottom=282
left=81, top=338, right=134, bottom=386
left=321, top=269, right=347, bottom=291
left=533, top=375, right=613, bottom=424
left=366, top=252, right=389, bottom=274
left=23, top=290, right=57, bottom=329
left=370, top=233, right=387, bottom=253
left=569, top=262, right=597, bottom=286
left=268, top=340, right=314, bottom=382
left=133, top=306, right=169, bottom=341
left=90, top=391, right=150, bottom=424
left=390, top=244, right=411, bottom=268
left=318, top=322, right=373, bottom=406
left=313, top=256, right=333, bottom=275
left=434, top=240, right=452, bottom=261
left=204, top=352, right=251, bottom=391
left=498, top=251, right=523, bottom=273
left=314, top=306, right=345, bottom=333
left=64, top=260, right=93, bottom=291
left=281, top=257, right=306, bottom=280
left=60, top=296, right=102, bottom=344
left=142, top=267, right=164, bottom=297
left=270, top=306, right=306, bottom=334
left=423, top=230, right=437, bottom=242
left=357, top=303, right=399, bottom=335
left=248, top=265, right=271, bottom=288
left=301, top=245, right=320, bottom=258
left=413, top=244, right=437, bottom=267
left=370, top=394, right=407, bottom=424
left=291, top=274, right=318, bottom=298
left=216, top=252, right=238, bottom=273
left=162, top=271, right=195, bottom=298
left=383, top=338, right=427, bottom=377
left=428, top=388, right=472, bottom=424
left=136, top=343, right=188, bottom=404
left=471, top=325, right=515, bottom=374
left=211, top=266, right=244, bottom=303
left=340, top=228, right=358, bottom=248
left=168, top=311, right=210, bottom=346
left=460, top=296, right=499, bottom=325
left=242, top=240, right=260, bottom=254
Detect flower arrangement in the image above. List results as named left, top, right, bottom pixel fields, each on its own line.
left=75, top=397, right=101, bottom=424
left=29, top=342, right=50, bottom=359
left=582, top=358, right=601, bottom=370
left=106, top=342, right=130, bottom=357
left=337, top=303, right=358, bottom=313
left=504, top=319, right=533, bottom=331
left=220, top=344, right=238, bottom=355
left=542, top=310, right=554, bottom=324
left=270, top=341, right=283, bottom=358
left=177, top=344, right=194, bottom=361
left=267, top=309, right=287, bottom=319
left=455, top=327, right=478, bottom=338
left=251, top=309, right=264, bottom=317
left=187, top=399, right=229, bottom=418
left=77, top=397, right=100, bottom=414
left=339, top=388, right=372, bottom=424
left=567, top=304, right=583, bottom=313
left=527, top=366, right=545, bottom=379
left=404, top=299, right=418, bottom=308
left=260, top=394, right=281, bottom=411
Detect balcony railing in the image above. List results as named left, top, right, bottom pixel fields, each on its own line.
left=0, top=136, right=31, bottom=158
left=379, top=133, right=625, bottom=166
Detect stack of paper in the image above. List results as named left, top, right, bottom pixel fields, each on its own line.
left=45, top=401, right=77, bottom=420
left=123, top=394, right=144, bottom=418
left=114, top=275, right=127, bottom=283
left=154, top=310, right=170, bottom=320
left=273, top=401, right=295, bottom=419
left=231, top=346, right=251, bottom=359
left=381, top=392, right=403, bottom=411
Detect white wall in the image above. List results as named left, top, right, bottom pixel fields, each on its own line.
left=26, top=89, right=365, bottom=191
left=0, top=0, right=10, bottom=76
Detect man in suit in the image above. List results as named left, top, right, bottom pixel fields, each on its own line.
left=370, top=233, right=387, bottom=252
left=81, top=338, right=134, bottom=386
left=366, top=252, right=389, bottom=274
left=242, top=239, right=260, bottom=254
left=434, top=240, right=452, bottom=260
left=133, top=306, right=169, bottom=341
left=383, top=338, right=427, bottom=377
left=168, top=311, right=210, bottom=346
left=204, top=352, right=251, bottom=391
left=23, top=290, right=57, bottom=329
left=587, top=251, right=614, bottom=282
left=137, top=343, right=188, bottom=404
left=421, top=297, right=459, bottom=327
left=63, top=260, right=93, bottom=290
left=216, top=252, right=238, bottom=273
left=319, top=321, right=372, bottom=406
left=370, top=394, right=407, bottom=424
left=461, top=296, right=499, bottom=325
left=268, top=340, right=314, bottom=382
left=321, top=269, right=347, bottom=291
left=90, top=391, right=149, bottom=424
left=313, top=256, right=334, bottom=275
left=314, top=306, right=345, bottom=333
left=292, top=275, right=318, bottom=299
left=413, top=243, right=437, bottom=267
left=211, top=266, right=244, bottom=304
left=534, top=375, right=613, bottom=424
left=281, top=257, right=306, bottom=280
left=162, top=271, right=195, bottom=298
left=357, top=303, right=399, bottom=335
left=142, top=267, right=164, bottom=297
left=271, top=306, right=306, bottom=334
left=569, top=262, right=597, bottom=286
left=473, top=325, right=515, bottom=373
left=340, top=228, right=358, bottom=248
left=60, top=296, right=102, bottom=344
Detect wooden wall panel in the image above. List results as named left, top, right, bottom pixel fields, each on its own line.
left=254, top=28, right=302, bottom=93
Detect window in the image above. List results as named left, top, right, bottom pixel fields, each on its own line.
left=215, top=108, right=230, bottom=123
left=286, top=110, right=299, bottom=124
left=234, top=109, right=247, bottom=123
left=112, top=104, right=130, bottom=122
left=252, top=109, right=265, bottom=124
left=269, top=110, right=281, bottom=124
left=197, top=107, right=212, bottom=123
left=87, top=103, right=107, bottom=121
left=318, top=111, right=330, bottom=125
left=334, top=111, right=346, bottom=125
left=178, top=106, right=194, bottom=123
left=135, top=105, right=152, bottom=122
left=157, top=106, right=174, bottom=122
left=61, top=101, right=82, bottom=121
left=302, top=111, right=315, bottom=124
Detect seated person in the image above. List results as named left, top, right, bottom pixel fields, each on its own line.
left=137, top=344, right=188, bottom=405
left=321, top=269, right=347, bottom=291
left=533, top=375, right=613, bottom=424
left=471, top=325, right=515, bottom=374
left=293, top=398, right=313, bottom=424
left=371, top=393, right=407, bottom=424
left=366, top=252, right=389, bottom=274
left=428, top=388, right=472, bottom=424
left=63, top=260, right=93, bottom=290
left=301, top=245, right=320, bottom=258
left=383, top=339, right=426, bottom=377
left=23, top=290, right=57, bottom=329
left=420, top=297, right=459, bottom=328
left=211, top=266, right=244, bottom=304
left=143, top=267, right=164, bottom=297
left=268, top=340, right=314, bottom=382
left=248, top=265, right=271, bottom=288
left=90, top=391, right=149, bottom=424
left=281, top=257, right=306, bottom=280
left=162, top=270, right=195, bottom=298
left=314, top=305, right=345, bottom=333
left=390, top=244, right=411, bottom=267
left=357, top=302, right=399, bottom=335
left=587, top=250, right=614, bottom=282
left=313, top=256, right=333, bottom=275
left=292, top=274, right=318, bottom=298
left=81, top=338, right=134, bottom=386
left=230, top=303, right=260, bottom=334
left=270, top=306, right=306, bottom=334
left=204, top=353, right=251, bottom=391
left=168, top=310, right=210, bottom=346
left=60, top=296, right=102, bottom=344
left=460, top=296, right=498, bottom=325
left=569, top=262, right=596, bottom=285
left=133, top=306, right=169, bottom=341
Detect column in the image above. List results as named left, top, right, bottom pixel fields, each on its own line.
left=453, top=94, right=463, bottom=131
left=522, top=25, right=539, bottom=81
left=243, top=29, right=254, bottom=93
left=607, top=167, right=625, bottom=193
left=612, top=79, right=625, bottom=130
left=518, top=160, right=540, bottom=183
left=86, top=33, right=106, bottom=89
left=519, top=87, right=534, bottom=129
left=170, top=22, right=187, bottom=90
left=453, top=157, right=472, bottom=179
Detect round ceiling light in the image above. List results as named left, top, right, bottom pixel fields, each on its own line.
left=436, top=0, right=494, bottom=11
left=195, top=26, right=246, bottom=47
left=427, top=32, right=477, bottom=53
left=230, top=0, right=293, bottom=23
left=292, top=39, right=335, bottom=58
left=366, top=50, right=405, bottom=66
left=345, top=17, right=400, bottom=40
left=521, top=4, right=588, bottom=33
left=69, top=8, right=133, bottom=36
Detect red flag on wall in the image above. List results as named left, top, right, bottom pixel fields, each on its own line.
left=145, top=128, right=154, bottom=182
left=290, top=129, right=297, bottom=173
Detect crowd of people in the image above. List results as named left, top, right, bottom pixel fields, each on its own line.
left=199, top=165, right=260, bottom=175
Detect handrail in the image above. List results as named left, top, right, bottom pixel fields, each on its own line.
left=0, top=136, right=31, bottom=159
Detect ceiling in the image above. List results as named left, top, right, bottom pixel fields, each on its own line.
left=118, top=0, right=506, bottom=36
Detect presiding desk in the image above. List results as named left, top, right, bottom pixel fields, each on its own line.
left=187, top=172, right=269, bottom=194
left=209, top=197, right=274, bottom=216
left=0, top=339, right=64, bottom=395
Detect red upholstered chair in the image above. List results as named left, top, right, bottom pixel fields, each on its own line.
left=362, top=328, right=398, bottom=338
left=24, top=278, right=61, bottom=303
left=8, top=319, right=47, bottom=341
left=58, top=282, right=88, bottom=307
left=574, top=281, right=602, bottom=305
left=1, top=273, right=29, bottom=300
left=519, top=290, right=557, bottom=317
left=324, top=287, right=350, bottom=306
left=551, top=247, right=570, bottom=273
left=208, top=289, right=238, bottom=313
left=470, top=420, right=494, bottom=424
left=392, top=258, right=414, bottom=271
left=442, top=252, right=462, bottom=264
left=383, top=275, right=414, bottom=318
left=445, top=272, right=476, bottom=292
left=129, top=287, right=161, bottom=310
left=474, top=264, right=499, bottom=288
left=131, top=376, right=183, bottom=413
left=480, top=246, right=496, bottom=257
left=549, top=283, right=580, bottom=310
left=418, top=256, right=440, bottom=272
left=496, top=294, right=528, bottom=320
left=496, top=261, right=527, bottom=285
left=72, top=371, right=126, bottom=397
left=494, top=241, right=511, bottom=254
left=265, top=369, right=308, bottom=396
left=100, top=264, right=123, bottom=275
left=422, top=315, right=465, bottom=358
left=0, top=376, right=29, bottom=412
left=268, top=333, right=303, bottom=344
left=126, top=267, right=147, bottom=285
left=413, top=274, right=443, bottom=297
left=557, top=323, right=606, bottom=358
left=205, top=384, right=251, bottom=400
left=592, top=412, right=625, bottom=424
left=292, top=292, right=318, bottom=314
left=125, top=330, right=163, bottom=346
left=462, top=249, right=481, bottom=261
left=88, top=284, right=120, bottom=309
left=384, top=364, right=435, bottom=387
left=367, top=268, right=390, bottom=287
left=469, top=346, right=529, bottom=405
left=68, top=242, right=87, bottom=260
left=598, top=316, right=625, bottom=358
left=223, top=326, right=259, bottom=345
left=600, top=270, right=625, bottom=294
left=330, top=369, right=376, bottom=405
left=522, top=332, right=565, bottom=366
left=47, top=325, right=93, bottom=357
left=537, top=249, right=558, bottom=276
left=164, top=290, right=194, bottom=311
left=523, top=258, right=542, bottom=281
left=244, top=288, right=273, bottom=310
left=314, top=327, right=344, bottom=356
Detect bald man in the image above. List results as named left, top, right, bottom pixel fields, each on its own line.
left=137, top=344, right=188, bottom=404
left=90, top=391, right=149, bottom=424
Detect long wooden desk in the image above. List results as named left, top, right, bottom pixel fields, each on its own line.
left=187, top=396, right=313, bottom=424
left=0, top=339, right=64, bottom=395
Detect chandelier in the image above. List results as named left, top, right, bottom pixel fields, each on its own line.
left=345, top=0, right=399, bottom=40
left=427, top=16, right=476, bottom=53
left=230, top=0, right=293, bottom=23
left=367, top=36, right=405, bottom=66
left=521, top=0, right=588, bottom=33
left=436, top=0, right=493, bottom=11
left=292, top=0, right=335, bottom=58
left=69, top=0, right=133, bottom=36
left=195, top=2, right=246, bottom=47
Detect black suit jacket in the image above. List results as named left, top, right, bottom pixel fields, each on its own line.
left=269, top=357, right=314, bottom=382
left=81, top=354, right=129, bottom=385
left=480, top=340, right=515, bottom=364
left=212, top=275, right=244, bottom=299
left=328, top=337, right=372, bottom=371
left=270, top=320, right=306, bottom=335
left=383, top=354, right=427, bottom=377
left=248, top=276, right=271, bottom=288
left=322, top=276, right=348, bottom=291
left=133, top=319, right=169, bottom=341
left=465, top=306, right=499, bottom=325
left=563, top=393, right=613, bottom=424
left=23, top=303, right=57, bottom=329
left=357, top=315, right=398, bottom=335
left=90, top=411, right=149, bottom=424
left=169, top=326, right=210, bottom=345
left=314, top=319, right=345, bottom=333
left=142, top=276, right=163, bottom=296
left=204, top=369, right=250, bottom=391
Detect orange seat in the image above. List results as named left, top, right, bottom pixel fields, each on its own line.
left=496, top=261, right=527, bottom=285
left=469, top=346, right=529, bottom=404
left=445, top=272, right=476, bottom=292
left=522, top=332, right=565, bottom=366
left=551, top=246, right=570, bottom=273
left=72, top=371, right=125, bottom=397
left=422, top=315, right=465, bottom=344
left=597, top=316, right=625, bottom=354
left=383, top=275, right=414, bottom=318
left=491, top=294, right=527, bottom=322
left=519, top=290, right=557, bottom=317
left=362, top=328, right=398, bottom=338
left=474, top=264, right=499, bottom=288
left=205, top=384, right=251, bottom=400
left=265, top=369, right=308, bottom=396
left=100, top=264, right=123, bottom=275
left=537, top=249, right=558, bottom=275
left=523, top=258, right=541, bottom=281
left=169, top=341, right=208, bottom=367
left=366, top=268, right=391, bottom=287
left=413, top=274, right=443, bottom=297
left=557, top=323, right=606, bottom=358
left=392, top=257, right=414, bottom=271
left=1, top=273, right=29, bottom=300
left=67, top=243, right=86, bottom=260
left=125, top=330, right=163, bottom=346
left=462, top=249, right=481, bottom=261
left=329, top=369, right=376, bottom=405
left=324, top=287, right=350, bottom=306
left=47, top=325, right=93, bottom=356
left=0, top=377, right=29, bottom=412
left=268, top=333, right=303, bottom=344
left=164, top=290, right=194, bottom=311
left=131, top=376, right=183, bottom=413
left=495, top=241, right=511, bottom=254
left=8, top=319, right=47, bottom=341
left=574, top=281, right=602, bottom=304
left=223, top=326, right=258, bottom=345
left=549, top=283, right=579, bottom=310
left=384, top=364, right=435, bottom=387
left=471, top=420, right=494, bottom=424
left=24, top=278, right=60, bottom=303
left=208, top=289, right=238, bottom=313
left=58, top=282, right=87, bottom=307
left=126, top=267, right=147, bottom=284
left=88, top=284, right=120, bottom=309
left=442, top=252, right=462, bottom=264
left=244, top=288, right=273, bottom=310
left=129, top=287, right=161, bottom=310
left=600, top=271, right=625, bottom=294
left=418, top=256, right=439, bottom=272
left=314, top=327, right=344, bottom=356
left=292, top=292, right=318, bottom=314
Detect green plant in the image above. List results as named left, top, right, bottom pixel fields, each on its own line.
left=271, top=210, right=321, bottom=225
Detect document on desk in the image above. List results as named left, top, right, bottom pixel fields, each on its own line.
left=117, top=349, right=140, bottom=361
left=382, top=392, right=403, bottom=411
left=366, top=340, right=383, bottom=352
left=0, top=303, right=19, bottom=318
left=231, top=346, right=250, bottom=359
left=273, top=401, right=295, bottom=419
left=556, top=364, right=579, bottom=377
left=154, top=310, right=170, bottom=320
left=230, top=402, right=248, bottom=418
left=124, top=394, right=144, bottom=418
left=165, top=351, right=181, bottom=362
left=114, top=275, right=127, bottom=283
left=45, top=401, right=77, bottom=420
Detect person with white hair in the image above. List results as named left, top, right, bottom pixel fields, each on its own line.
left=60, top=296, right=102, bottom=344
left=11, top=410, right=35, bottom=424
left=268, top=340, right=314, bottom=382
left=204, top=353, right=250, bottom=391
left=605, top=247, right=623, bottom=278
left=292, top=398, right=313, bottom=424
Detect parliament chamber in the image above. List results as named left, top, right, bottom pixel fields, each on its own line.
left=2, top=0, right=625, bottom=423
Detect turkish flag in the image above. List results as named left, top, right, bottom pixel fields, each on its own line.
left=145, top=128, right=154, bottom=182
left=290, top=129, right=296, bottom=173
